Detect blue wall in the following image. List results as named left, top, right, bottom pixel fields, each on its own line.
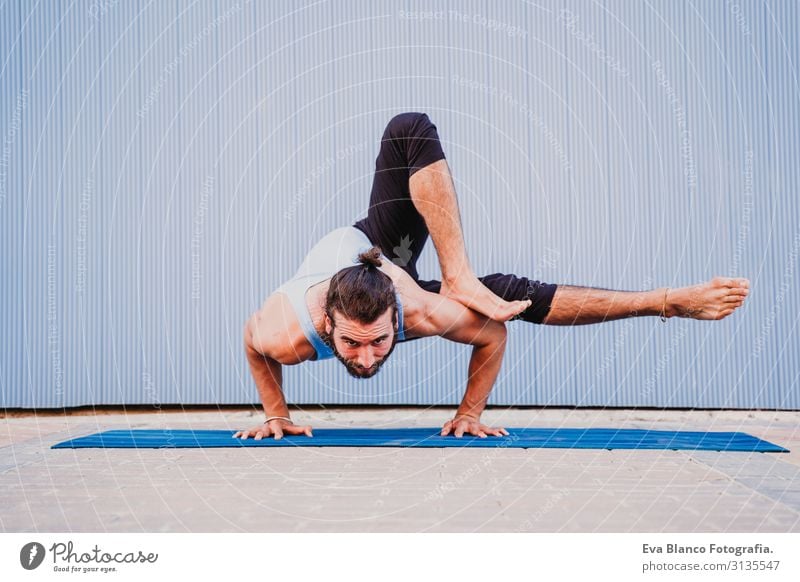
left=1, top=0, right=798, bottom=408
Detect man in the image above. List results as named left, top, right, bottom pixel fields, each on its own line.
left=235, top=113, right=749, bottom=440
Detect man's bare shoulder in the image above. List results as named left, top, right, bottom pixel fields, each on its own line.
left=384, top=262, right=503, bottom=343
left=246, top=292, right=316, bottom=365
left=377, top=261, right=446, bottom=340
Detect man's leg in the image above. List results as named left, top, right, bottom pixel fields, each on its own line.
left=417, top=273, right=556, bottom=324
left=417, top=275, right=749, bottom=324
left=542, top=277, right=750, bottom=324
left=353, top=113, right=530, bottom=321
left=353, top=113, right=437, bottom=282
left=408, top=159, right=530, bottom=321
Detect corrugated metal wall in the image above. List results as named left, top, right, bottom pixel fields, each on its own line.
left=1, top=0, right=798, bottom=409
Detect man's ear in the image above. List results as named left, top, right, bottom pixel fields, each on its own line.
left=324, top=313, right=333, bottom=335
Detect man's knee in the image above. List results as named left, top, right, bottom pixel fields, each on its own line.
left=384, top=112, right=431, bottom=137
left=382, top=112, right=445, bottom=174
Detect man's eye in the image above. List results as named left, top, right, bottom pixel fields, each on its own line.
left=346, top=340, right=358, bottom=347
left=373, top=338, right=385, bottom=345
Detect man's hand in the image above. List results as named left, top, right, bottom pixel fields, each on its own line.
left=233, top=418, right=313, bottom=440
left=440, top=416, right=509, bottom=438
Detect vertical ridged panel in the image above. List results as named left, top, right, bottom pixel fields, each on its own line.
left=1, top=1, right=797, bottom=409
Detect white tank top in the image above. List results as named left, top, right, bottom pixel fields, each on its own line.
left=274, top=227, right=406, bottom=360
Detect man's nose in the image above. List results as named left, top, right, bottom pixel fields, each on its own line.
left=358, top=349, right=375, bottom=369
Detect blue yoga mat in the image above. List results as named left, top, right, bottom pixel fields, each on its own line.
left=51, top=428, right=788, bottom=452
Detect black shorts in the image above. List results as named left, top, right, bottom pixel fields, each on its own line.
left=353, top=112, right=557, bottom=324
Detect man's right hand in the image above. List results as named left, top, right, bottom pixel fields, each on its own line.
left=233, top=418, right=313, bottom=440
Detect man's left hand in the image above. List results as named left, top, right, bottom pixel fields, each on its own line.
left=440, top=416, right=509, bottom=438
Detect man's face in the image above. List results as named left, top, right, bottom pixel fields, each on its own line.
left=324, top=307, right=397, bottom=378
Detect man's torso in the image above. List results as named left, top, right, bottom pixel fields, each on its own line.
left=258, top=228, right=431, bottom=364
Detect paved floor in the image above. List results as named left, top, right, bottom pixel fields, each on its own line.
left=2, top=408, right=799, bottom=532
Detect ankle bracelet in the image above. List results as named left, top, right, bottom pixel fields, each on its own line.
left=660, top=288, right=669, bottom=323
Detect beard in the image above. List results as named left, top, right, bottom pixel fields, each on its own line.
left=320, top=329, right=398, bottom=379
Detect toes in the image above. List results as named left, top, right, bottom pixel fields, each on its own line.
left=713, top=277, right=750, bottom=289
left=723, top=295, right=746, bottom=304
left=714, top=308, right=734, bottom=320
left=514, top=300, right=531, bottom=314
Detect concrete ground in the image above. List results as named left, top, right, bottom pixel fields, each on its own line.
left=1, top=407, right=799, bottom=533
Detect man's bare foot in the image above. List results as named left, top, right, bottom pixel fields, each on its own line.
left=440, top=278, right=531, bottom=322
left=666, top=277, right=750, bottom=321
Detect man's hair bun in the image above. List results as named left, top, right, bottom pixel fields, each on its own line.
left=357, top=247, right=383, bottom=268
left=326, top=245, right=396, bottom=326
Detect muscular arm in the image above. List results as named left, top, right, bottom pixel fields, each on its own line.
left=243, top=319, right=290, bottom=419
left=240, top=294, right=315, bottom=422
left=407, top=291, right=508, bottom=420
